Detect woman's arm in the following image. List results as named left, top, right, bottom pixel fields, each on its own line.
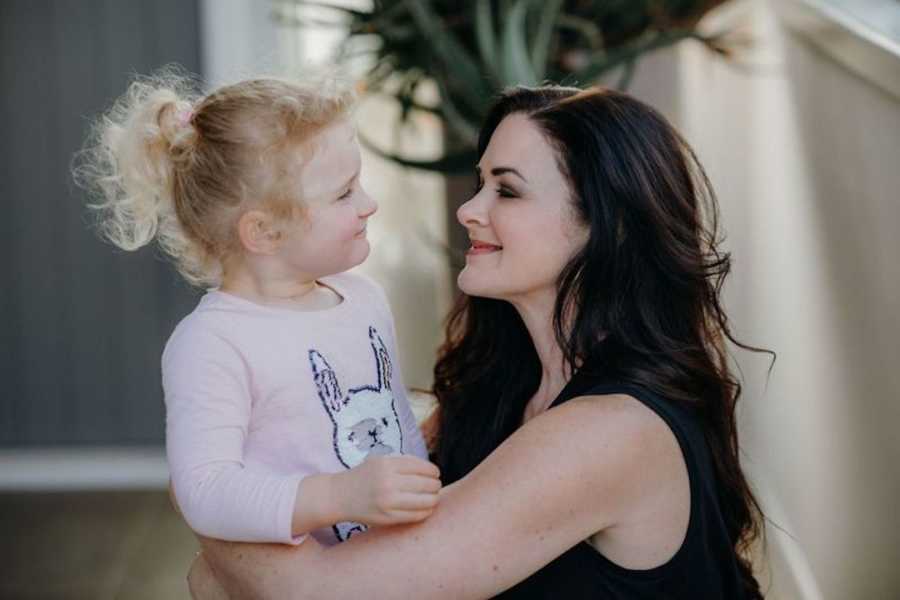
left=194, top=393, right=683, bottom=599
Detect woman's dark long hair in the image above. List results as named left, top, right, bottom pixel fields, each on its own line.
left=432, top=85, right=767, bottom=598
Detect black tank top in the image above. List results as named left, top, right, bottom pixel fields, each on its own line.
left=494, top=369, right=747, bottom=599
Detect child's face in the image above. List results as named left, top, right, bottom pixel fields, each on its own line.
left=276, top=118, right=377, bottom=278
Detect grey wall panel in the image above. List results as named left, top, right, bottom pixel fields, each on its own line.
left=1, top=0, right=204, bottom=446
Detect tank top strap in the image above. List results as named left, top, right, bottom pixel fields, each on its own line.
left=498, top=371, right=745, bottom=598
left=550, top=374, right=704, bottom=467
left=549, top=374, right=709, bottom=574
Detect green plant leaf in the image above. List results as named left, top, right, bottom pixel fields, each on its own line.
left=402, top=0, right=492, bottom=115
left=572, top=29, right=696, bottom=83
left=434, top=77, right=480, bottom=146
left=369, top=90, right=441, bottom=118
left=359, top=132, right=477, bottom=174
left=556, top=15, right=604, bottom=50
left=530, top=0, right=564, bottom=80
left=474, top=0, right=500, bottom=82
left=499, top=0, right=538, bottom=86
left=616, top=57, right=637, bottom=90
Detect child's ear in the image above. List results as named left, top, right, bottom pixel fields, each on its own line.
left=236, top=210, right=281, bottom=254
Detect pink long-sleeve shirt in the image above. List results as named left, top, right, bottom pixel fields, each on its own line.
left=162, top=272, right=427, bottom=546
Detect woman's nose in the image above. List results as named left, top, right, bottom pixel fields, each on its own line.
left=456, top=193, right=487, bottom=227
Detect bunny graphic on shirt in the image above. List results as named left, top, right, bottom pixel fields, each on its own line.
left=308, top=326, right=404, bottom=541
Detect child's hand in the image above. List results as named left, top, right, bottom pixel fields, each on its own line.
left=334, top=455, right=441, bottom=526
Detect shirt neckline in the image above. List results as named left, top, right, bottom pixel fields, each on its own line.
left=205, top=274, right=351, bottom=318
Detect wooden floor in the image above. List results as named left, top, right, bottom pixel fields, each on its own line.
left=0, top=491, right=197, bottom=600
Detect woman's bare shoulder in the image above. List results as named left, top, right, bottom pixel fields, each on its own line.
left=557, top=391, right=684, bottom=457
left=517, top=391, right=686, bottom=509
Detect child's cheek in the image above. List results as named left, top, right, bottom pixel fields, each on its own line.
left=342, top=211, right=362, bottom=240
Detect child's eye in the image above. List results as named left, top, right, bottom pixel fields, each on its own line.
left=337, top=187, right=353, bottom=201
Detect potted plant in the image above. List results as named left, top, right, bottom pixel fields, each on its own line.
left=275, top=0, right=733, bottom=173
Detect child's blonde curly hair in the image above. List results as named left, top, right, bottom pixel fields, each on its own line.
left=76, top=67, right=356, bottom=287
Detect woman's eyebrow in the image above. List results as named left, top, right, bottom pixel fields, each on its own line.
left=475, top=165, right=528, bottom=183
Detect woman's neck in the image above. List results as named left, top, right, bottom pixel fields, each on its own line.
left=509, top=291, right=573, bottom=423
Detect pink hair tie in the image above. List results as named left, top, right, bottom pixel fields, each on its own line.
left=177, top=108, right=194, bottom=127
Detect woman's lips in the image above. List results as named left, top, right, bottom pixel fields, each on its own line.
left=467, top=241, right=502, bottom=255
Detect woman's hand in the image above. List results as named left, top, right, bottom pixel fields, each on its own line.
left=334, top=455, right=441, bottom=525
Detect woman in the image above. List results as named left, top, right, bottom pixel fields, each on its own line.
left=188, top=84, right=766, bottom=599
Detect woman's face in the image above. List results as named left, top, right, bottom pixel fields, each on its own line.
left=456, top=113, right=588, bottom=304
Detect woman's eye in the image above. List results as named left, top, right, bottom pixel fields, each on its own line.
left=497, top=186, right=518, bottom=198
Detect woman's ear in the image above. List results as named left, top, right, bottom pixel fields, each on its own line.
left=236, top=210, right=281, bottom=255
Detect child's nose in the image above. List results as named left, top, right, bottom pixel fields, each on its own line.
left=357, top=188, right=377, bottom=218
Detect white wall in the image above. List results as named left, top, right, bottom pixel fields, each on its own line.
left=668, top=1, right=900, bottom=597
left=199, top=0, right=280, bottom=87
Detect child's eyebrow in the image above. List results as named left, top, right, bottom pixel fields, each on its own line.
left=333, top=168, right=360, bottom=195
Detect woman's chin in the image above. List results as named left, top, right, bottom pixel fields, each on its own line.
left=457, top=269, right=497, bottom=298
left=456, top=268, right=476, bottom=294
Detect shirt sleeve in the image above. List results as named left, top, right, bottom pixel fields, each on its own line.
left=162, top=320, right=305, bottom=545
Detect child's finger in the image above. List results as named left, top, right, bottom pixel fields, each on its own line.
left=380, top=509, right=434, bottom=524
left=389, top=491, right=440, bottom=512
left=399, top=474, right=442, bottom=494
left=389, top=455, right=441, bottom=478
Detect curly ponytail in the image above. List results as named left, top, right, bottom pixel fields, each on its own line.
left=76, top=68, right=355, bottom=287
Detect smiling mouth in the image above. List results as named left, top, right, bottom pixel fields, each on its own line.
left=467, top=241, right=502, bottom=255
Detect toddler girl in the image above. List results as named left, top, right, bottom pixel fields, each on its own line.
left=79, top=72, right=438, bottom=546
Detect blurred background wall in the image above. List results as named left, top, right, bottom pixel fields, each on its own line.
left=676, top=2, right=900, bottom=597
left=0, top=0, right=202, bottom=472
left=623, top=3, right=900, bottom=596
left=2, top=0, right=899, bottom=597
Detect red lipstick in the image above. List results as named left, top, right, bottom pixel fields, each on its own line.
left=467, top=240, right=502, bottom=255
